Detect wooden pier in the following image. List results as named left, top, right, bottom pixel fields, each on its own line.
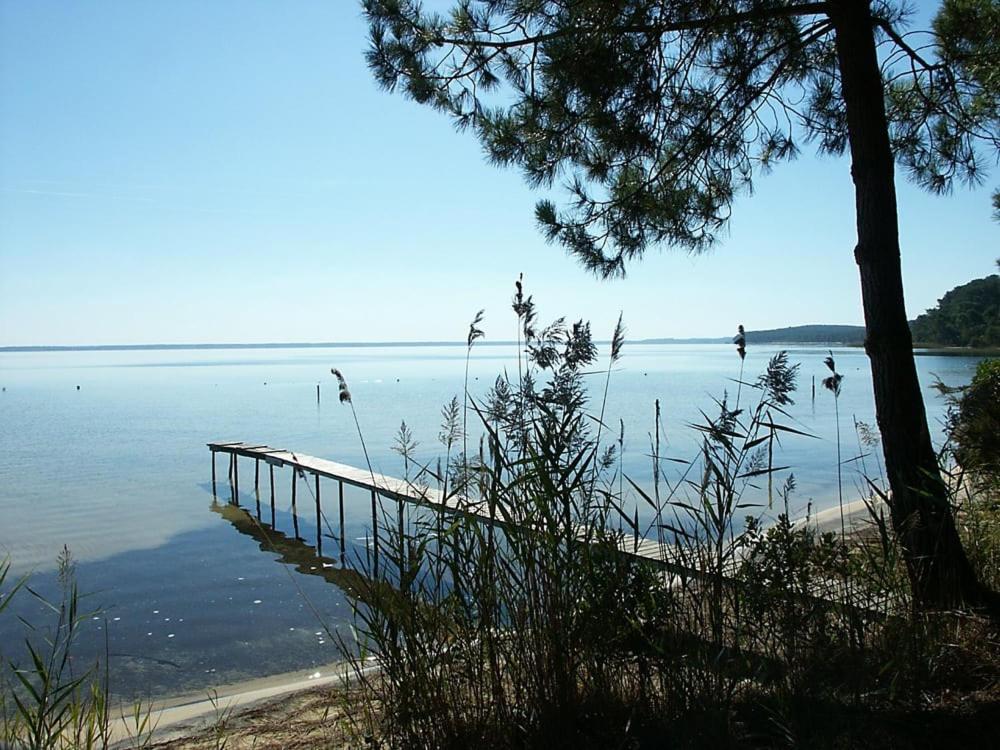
left=208, top=440, right=671, bottom=571
left=207, top=441, right=894, bottom=620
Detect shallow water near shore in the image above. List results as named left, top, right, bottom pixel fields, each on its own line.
left=0, top=343, right=982, bottom=698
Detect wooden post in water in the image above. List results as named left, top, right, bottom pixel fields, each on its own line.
left=254, top=468, right=261, bottom=519
left=316, top=384, right=320, bottom=404
left=233, top=455, right=240, bottom=505
left=291, top=468, right=298, bottom=529
left=371, top=488, right=379, bottom=576
left=254, top=459, right=260, bottom=492
left=228, top=454, right=235, bottom=503
left=315, top=474, right=322, bottom=556
left=211, top=450, right=217, bottom=500
left=397, top=498, right=405, bottom=581
left=338, top=480, right=345, bottom=562
left=269, top=464, right=276, bottom=526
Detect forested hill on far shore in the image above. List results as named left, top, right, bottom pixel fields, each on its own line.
left=639, top=324, right=866, bottom=345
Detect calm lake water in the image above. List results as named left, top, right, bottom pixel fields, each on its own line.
left=0, top=343, right=982, bottom=698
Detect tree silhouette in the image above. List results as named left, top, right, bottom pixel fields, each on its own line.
left=363, top=0, right=999, bottom=610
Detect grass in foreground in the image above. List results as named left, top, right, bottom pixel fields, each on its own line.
left=327, top=297, right=1000, bottom=749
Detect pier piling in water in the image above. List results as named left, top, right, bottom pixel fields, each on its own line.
left=269, top=464, right=276, bottom=525
left=338, top=480, right=346, bottom=561
left=371, top=488, right=379, bottom=575
left=315, top=474, right=322, bottom=555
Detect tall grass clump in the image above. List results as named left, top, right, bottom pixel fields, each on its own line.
left=330, top=289, right=1000, bottom=749
left=0, top=550, right=154, bottom=750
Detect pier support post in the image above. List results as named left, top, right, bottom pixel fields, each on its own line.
left=371, top=489, right=379, bottom=576
left=315, top=474, right=322, bottom=556
left=269, top=464, right=276, bottom=526
left=397, top=498, right=405, bottom=582
left=254, top=476, right=261, bottom=519
left=233, top=455, right=239, bottom=505
left=338, top=480, right=345, bottom=563
left=211, top=450, right=217, bottom=500
left=254, top=459, right=260, bottom=492
left=291, top=469, right=300, bottom=539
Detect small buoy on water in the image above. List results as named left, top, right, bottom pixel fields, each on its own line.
left=76, top=385, right=80, bottom=390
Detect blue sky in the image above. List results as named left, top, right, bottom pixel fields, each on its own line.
left=0, top=0, right=996, bottom=346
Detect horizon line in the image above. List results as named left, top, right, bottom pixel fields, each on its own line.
left=0, top=324, right=871, bottom=353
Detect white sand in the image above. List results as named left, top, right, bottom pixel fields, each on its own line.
left=107, top=660, right=378, bottom=746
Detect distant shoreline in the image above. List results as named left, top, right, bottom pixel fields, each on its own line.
left=2, top=322, right=995, bottom=356
left=0, top=339, right=859, bottom=353
left=0, top=324, right=877, bottom=352
left=2, top=342, right=994, bottom=355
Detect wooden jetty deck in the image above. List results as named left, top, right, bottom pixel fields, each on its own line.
left=208, top=440, right=671, bottom=571
left=207, top=441, right=896, bottom=620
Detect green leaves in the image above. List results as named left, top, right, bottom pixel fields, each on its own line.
left=364, top=0, right=999, bottom=271
left=887, top=0, right=1000, bottom=201
left=363, top=0, right=842, bottom=275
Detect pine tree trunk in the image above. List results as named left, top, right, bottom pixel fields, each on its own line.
left=829, top=0, right=988, bottom=610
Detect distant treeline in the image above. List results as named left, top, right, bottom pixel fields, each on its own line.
left=742, top=324, right=866, bottom=344
left=640, top=324, right=866, bottom=346
left=909, top=274, right=1000, bottom=348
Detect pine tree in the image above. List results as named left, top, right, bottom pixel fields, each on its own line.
left=362, top=0, right=1000, bottom=610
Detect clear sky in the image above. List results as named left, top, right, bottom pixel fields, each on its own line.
left=0, top=0, right=996, bottom=346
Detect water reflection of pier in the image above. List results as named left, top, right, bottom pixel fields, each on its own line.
left=209, top=500, right=368, bottom=593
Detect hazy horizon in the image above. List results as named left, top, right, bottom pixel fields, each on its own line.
left=1, top=323, right=875, bottom=351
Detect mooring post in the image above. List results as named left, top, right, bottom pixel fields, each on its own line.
left=371, top=488, right=379, bottom=576
left=315, top=474, right=322, bottom=556
left=269, top=464, right=276, bottom=526
left=338, top=480, right=345, bottom=562
left=291, top=468, right=298, bottom=520
left=812, top=375, right=816, bottom=403
left=211, top=450, right=217, bottom=500
left=233, top=455, right=240, bottom=505
left=228, top=454, right=234, bottom=503
left=316, top=384, right=320, bottom=404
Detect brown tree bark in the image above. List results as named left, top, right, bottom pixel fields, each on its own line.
left=829, top=0, right=990, bottom=610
